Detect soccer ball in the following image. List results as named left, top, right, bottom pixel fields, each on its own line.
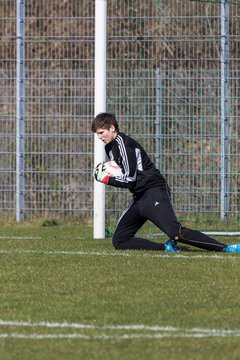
left=104, top=161, right=123, bottom=177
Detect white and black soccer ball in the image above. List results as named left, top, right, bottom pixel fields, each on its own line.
left=103, top=161, right=123, bottom=177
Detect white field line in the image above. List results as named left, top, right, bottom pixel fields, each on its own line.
left=0, top=249, right=239, bottom=260
left=0, top=236, right=85, bottom=240
left=0, top=236, right=42, bottom=240
left=0, top=320, right=240, bottom=340
left=0, top=320, right=239, bottom=333
left=1, top=332, right=240, bottom=340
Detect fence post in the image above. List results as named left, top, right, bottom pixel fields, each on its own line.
left=94, top=0, right=107, bottom=238
left=16, top=0, right=25, bottom=221
left=155, top=68, right=163, bottom=172
left=220, top=0, right=229, bottom=220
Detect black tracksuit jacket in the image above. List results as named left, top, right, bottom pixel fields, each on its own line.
left=105, top=132, right=167, bottom=195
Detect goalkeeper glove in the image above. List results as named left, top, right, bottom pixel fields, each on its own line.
left=93, top=162, right=110, bottom=184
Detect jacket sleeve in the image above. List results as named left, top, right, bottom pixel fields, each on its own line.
left=107, top=138, right=137, bottom=190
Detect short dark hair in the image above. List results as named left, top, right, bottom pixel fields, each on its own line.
left=91, top=112, right=119, bottom=133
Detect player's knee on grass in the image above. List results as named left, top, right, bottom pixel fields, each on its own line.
left=112, top=233, right=129, bottom=250
left=112, top=239, right=126, bottom=250
left=112, top=234, right=121, bottom=249
left=112, top=240, right=119, bottom=250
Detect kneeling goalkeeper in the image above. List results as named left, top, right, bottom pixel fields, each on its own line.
left=91, top=112, right=240, bottom=253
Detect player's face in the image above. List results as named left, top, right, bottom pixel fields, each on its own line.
left=96, top=126, right=117, bottom=144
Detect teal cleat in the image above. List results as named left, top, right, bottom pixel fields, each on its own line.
left=223, top=244, right=240, bottom=253
left=165, top=239, right=179, bottom=253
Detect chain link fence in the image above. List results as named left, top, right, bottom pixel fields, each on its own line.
left=0, top=1, right=239, bottom=232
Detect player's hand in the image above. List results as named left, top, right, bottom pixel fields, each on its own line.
left=93, top=162, right=110, bottom=184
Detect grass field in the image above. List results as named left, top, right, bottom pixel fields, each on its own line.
left=0, top=222, right=240, bottom=360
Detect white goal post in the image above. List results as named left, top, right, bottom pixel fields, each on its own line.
left=94, top=0, right=107, bottom=239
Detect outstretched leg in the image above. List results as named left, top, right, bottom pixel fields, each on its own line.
left=139, top=187, right=227, bottom=252
left=174, top=225, right=226, bottom=251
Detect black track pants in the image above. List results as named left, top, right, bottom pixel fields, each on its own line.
left=112, top=187, right=226, bottom=252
